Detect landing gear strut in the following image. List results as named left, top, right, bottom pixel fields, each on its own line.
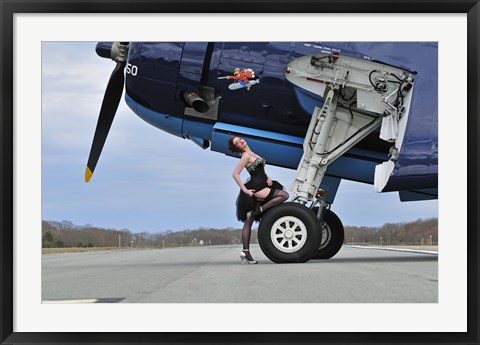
left=257, top=52, right=415, bottom=263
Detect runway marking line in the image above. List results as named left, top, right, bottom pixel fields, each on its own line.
left=42, top=299, right=99, bottom=304
left=349, top=245, right=438, bottom=255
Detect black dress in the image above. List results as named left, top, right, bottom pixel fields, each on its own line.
left=236, top=156, right=284, bottom=222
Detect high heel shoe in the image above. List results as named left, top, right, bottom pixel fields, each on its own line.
left=246, top=204, right=263, bottom=221
left=240, top=250, right=258, bottom=264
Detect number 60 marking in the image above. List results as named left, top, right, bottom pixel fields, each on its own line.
left=126, top=63, right=138, bottom=76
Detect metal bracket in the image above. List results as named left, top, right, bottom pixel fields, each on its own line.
left=292, top=88, right=382, bottom=204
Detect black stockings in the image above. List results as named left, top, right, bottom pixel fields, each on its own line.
left=242, top=218, right=254, bottom=254
left=242, top=189, right=288, bottom=256
left=260, top=189, right=289, bottom=212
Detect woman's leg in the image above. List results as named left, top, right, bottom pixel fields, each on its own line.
left=241, top=218, right=256, bottom=261
left=254, top=188, right=289, bottom=212
left=261, top=189, right=289, bottom=212
left=242, top=218, right=255, bottom=251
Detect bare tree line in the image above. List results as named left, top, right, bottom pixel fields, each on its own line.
left=42, top=218, right=438, bottom=249
left=42, top=220, right=248, bottom=248
left=344, top=218, right=438, bottom=245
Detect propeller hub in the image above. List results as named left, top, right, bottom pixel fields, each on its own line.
left=111, top=42, right=129, bottom=63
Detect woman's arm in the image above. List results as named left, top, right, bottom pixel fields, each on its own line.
left=232, top=154, right=255, bottom=196
left=266, top=176, right=273, bottom=186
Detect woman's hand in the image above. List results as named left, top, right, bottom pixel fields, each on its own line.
left=244, top=189, right=256, bottom=197
left=267, top=177, right=273, bottom=186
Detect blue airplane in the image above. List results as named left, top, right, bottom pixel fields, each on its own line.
left=86, top=41, right=438, bottom=263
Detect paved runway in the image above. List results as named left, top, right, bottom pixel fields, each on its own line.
left=42, top=245, right=438, bottom=303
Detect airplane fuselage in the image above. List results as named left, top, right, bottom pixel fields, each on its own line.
left=96, top=41, right=438, bottom=202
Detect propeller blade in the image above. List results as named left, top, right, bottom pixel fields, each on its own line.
left=85, top=60, right=125, bottom=182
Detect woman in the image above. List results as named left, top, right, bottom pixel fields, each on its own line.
left=228, top=136, right=289, bottom=264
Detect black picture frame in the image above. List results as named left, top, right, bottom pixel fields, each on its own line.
left=1, top=1, right=478, bottom=344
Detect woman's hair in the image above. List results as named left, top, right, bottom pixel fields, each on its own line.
left=228, top=136, right=242, bottom=153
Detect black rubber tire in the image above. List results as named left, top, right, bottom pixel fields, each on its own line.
left=311, top=208, right=345, bottom=260
left=258, top=202, right=322, bottom=263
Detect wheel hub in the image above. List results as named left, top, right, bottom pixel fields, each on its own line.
left=270, top=216, right=308, bottom=253
left=319, top=222, right=332, bottom=249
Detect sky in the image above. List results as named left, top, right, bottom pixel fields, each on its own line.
left=41, top=41, right=438, bottom=234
